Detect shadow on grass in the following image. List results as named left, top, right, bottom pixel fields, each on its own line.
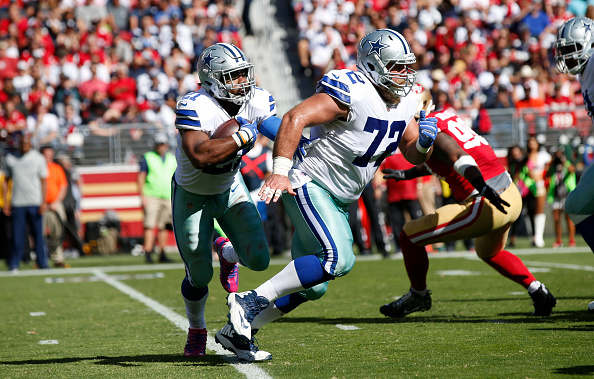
left=275, top=310, right=594, bottom=325
left=0, top=354, right=236, bottom=367
left=553, top=365, right=594, bottom=375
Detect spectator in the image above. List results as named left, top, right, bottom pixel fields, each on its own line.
left=507, top=145, right=532, bottom=247
left=137, top=133, right=176, bottom=264
left=547, top=147, right=577, bottom=248
left=26, top=102, right=60, bottom=149
left=40, top=145, right=69, bottom=267
left=526, top=135, right=552, bottom=247
left=3, top=133, right=49, bottom=273
left=55, top=152, right=84, bottom=254
left=107, top=63, right=137, bottom=113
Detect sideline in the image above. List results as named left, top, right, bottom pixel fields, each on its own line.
left=90, top=269, right=273, bottom=379
left=0, top=247, right=590, bottom=278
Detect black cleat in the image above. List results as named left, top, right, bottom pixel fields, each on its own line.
left=380, top=289, right=432, bottom=318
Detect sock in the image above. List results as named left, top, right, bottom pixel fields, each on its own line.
left=221, top=242, right=241, bottom=264
left=410, top=287, right=429, bottom=296
left=399, top=231, right=429, bottom=291
left=527, top=280, right=542, bottom=294
left=181, top=278, right=208, bottom=329
left=251, top=300, right=286, bottom=329
left=483, top=250, right=536, bottom=288
left=254, top=255, right=331, bottom=302
left=534, top=213, right=546, bottom=245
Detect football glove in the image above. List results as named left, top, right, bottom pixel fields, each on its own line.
left=470, top=177, right=510, bottom=214
left=417, top=110, right=438, bottom=150
left=234, top=116, right=259, bottom=149
left=382, top=168, right=415, bottom=181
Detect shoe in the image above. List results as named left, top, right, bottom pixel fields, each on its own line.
left=530, top=284, right=557, bottom=316
left=54, top=262, right=71, bottom=268
left=380, top=289, right=432, bottom=318
left=569, top=241, right=577, bottom=247
left=9, top=268, right=19, bottom=275
left=183, top=328, right=207, bottom=357
left=145, top=251, right=154, bottom=264
left=158, top=254, right=174, bottom=263
left=552, top=242, right=563, bottom=248
left=227, top=290, right=269, bottom=342
left=215, top=323, right=272, bottom=362
left=214, top=237, right=239, bottom=293
left=588, top=301, right=594, bottom=312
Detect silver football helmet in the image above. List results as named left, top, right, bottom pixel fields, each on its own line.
left=197, top=43, right=256, bottom=104
left=357, top=29, right=417, bottom=97
left=554, top=16, right=594, bottom=75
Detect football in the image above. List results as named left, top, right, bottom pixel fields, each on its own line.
left=211, top=118, right=241, bottom=139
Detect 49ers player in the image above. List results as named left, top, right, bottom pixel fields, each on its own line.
left=380, top=85, right=557, bottom=318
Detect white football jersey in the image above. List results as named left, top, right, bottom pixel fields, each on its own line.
left=291, top=69, right=417, bottom=204
left=579, top=57, right=594, bottom=123
left=174, top=87, right=277, bottom=195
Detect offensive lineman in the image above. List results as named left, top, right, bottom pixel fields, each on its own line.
left=214, top=29, right=439, bottom=358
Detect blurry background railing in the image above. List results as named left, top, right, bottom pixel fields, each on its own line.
left=1, top=106, right=591, bottom=167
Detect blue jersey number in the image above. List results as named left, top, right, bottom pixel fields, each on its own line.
left=352, top=117, right=406, bottom=167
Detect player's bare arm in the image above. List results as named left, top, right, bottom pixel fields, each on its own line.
left=180, top=129, right=242, bottom=169
left=398, top=117, right=433, bottom=165
left=259, top=93, right=349, bottom=204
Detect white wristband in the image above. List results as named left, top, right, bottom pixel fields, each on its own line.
left=272, top=156, right=292, bottom=177
left=232, top=130, right=250, bottom=148
left=453, top=155, right=478, bottom=176
left=416, top=140, right=431, bottom=154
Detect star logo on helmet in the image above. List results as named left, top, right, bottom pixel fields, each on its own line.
left=203, top=51, right=218, bottom=69
left=582, top=19, right=593, bottom=33
left=367, top=37, right=389, bottom=56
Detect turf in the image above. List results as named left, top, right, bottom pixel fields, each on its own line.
left=1, top=239, right=593, bottom=378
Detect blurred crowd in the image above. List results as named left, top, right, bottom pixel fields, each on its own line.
left=293, top=0, right=592, bottom=125
left=0, top=0, right=246, bottom=149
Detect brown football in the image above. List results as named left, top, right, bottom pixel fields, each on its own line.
left=211, top=118, right=241, bottom=139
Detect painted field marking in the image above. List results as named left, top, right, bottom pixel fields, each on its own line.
left=29, top=312, right=46, bottom=316
left=335, top=324, right=361, bottom=331
left=90, top=269, right=273, bottom=379
left=44, top=272, right=165, bottom=283
left=435, top=270, right=481, bottom=276
left=39, top=340, right=59, bottom=345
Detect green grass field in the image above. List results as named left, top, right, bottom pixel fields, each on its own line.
left=1, top=239, right=593, bottom=378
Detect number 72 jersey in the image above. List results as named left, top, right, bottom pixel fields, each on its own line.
left=425, top=109, right=510, bottom=202
left=292, top=69, right=417, bottom=204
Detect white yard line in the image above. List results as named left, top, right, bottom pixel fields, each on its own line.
left=91, top=269, right=273, bottom=379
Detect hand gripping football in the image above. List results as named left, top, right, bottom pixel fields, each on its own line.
left=211, top=118, right=241, bottom=139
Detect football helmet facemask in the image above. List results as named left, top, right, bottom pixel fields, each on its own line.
left=357, top=29, right=417, bottom=98
left=554, top=16, right=594, bottom=75
left=198, top=43, right=256, bottom=104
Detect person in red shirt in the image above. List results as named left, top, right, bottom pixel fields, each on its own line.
left=107, top=64, right=137, bottom=112
left=380, top=150, right=423, bottom=254
left=380, top=86, right=557, bottom=318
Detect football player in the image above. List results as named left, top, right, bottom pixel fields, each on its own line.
left=215, top=29, right=438, bottom=356
left=173, top=43, right=281, bottom=361
left=379, top=85, right=557, bottom=318
left=554, top=16, right=594, bottom=312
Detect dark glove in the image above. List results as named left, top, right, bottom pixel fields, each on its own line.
left=472, top=179, right=510, bottom=214
left=382, top=168, right=413, bottom=181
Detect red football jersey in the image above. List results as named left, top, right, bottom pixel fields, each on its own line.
left=425, top=109, right=506, bottom=202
